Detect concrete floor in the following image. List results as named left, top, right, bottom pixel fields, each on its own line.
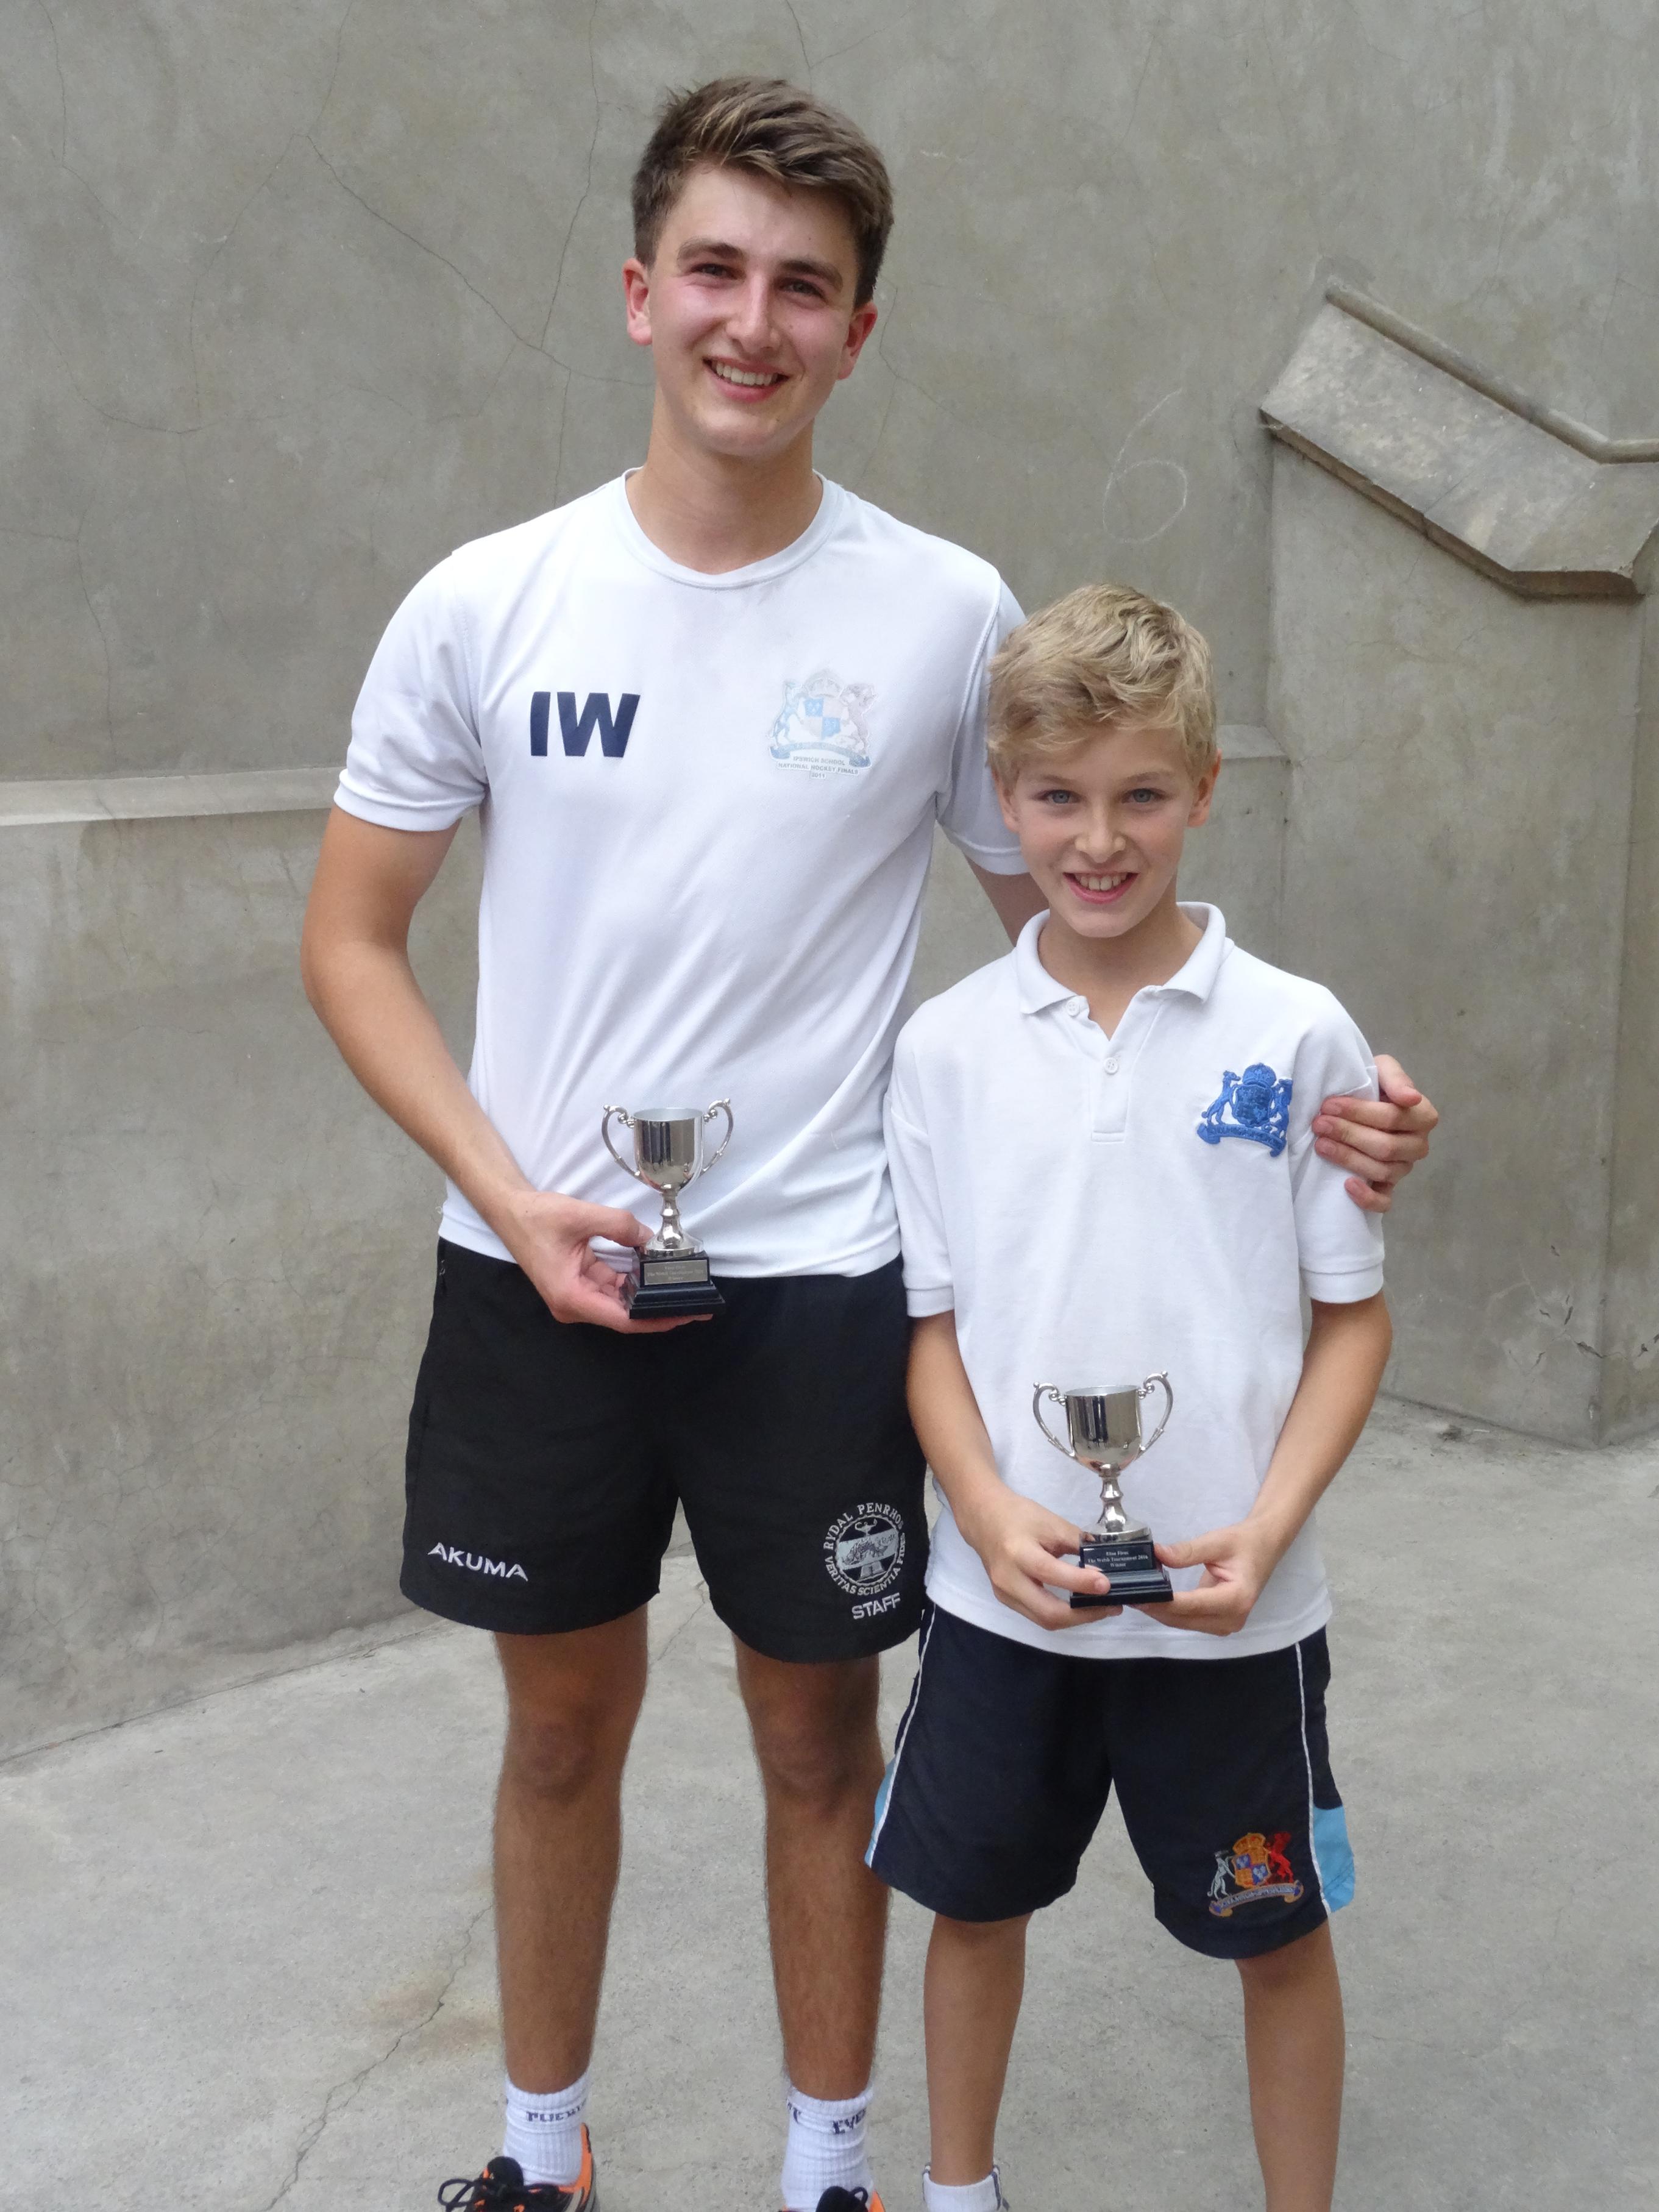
left=3, top=1399, right=1656, bottom=2212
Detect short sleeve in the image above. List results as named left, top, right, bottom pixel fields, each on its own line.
left=335, top=557, right=488, bottom=831
left=1288, top=1000, right=1387, bottom=1303
left=884, top=1034, right=955, bottom=1317
left=934, top=580, right=1026, bottom=874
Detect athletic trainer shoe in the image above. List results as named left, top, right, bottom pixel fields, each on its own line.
left=438, top=2130, right=599, bottom=2210
left=813, top=2191, right=884, bottom=2212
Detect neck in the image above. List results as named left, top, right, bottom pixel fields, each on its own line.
left=1036, top=887, right=1203, bottom=1032
left=627, top=402, right=823, bottom=573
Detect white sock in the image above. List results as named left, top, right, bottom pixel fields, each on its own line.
left=922, top=2166, right=1002, bottom=2212
left=780, top=2081, right=875, bottom=2208
left=502, top=2070, right=589, bottom=2188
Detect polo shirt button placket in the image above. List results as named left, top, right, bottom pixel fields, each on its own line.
left=1091, top=1001, right=1161, bottom=1139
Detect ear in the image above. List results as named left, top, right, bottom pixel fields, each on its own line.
left=1187, top=753, right=1220, bottom=827
left=994, top=770, right=1020, bottom=836
left=836, top=299, right=879, bottom=382
left=622, top=256, right=653, bottom=349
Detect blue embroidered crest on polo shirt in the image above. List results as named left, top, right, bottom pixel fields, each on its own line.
left=1197, top=1064, right=1293, bottom=1156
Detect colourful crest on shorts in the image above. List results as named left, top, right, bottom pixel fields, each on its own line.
left=1207, top=1829, right=1305, bottom=1916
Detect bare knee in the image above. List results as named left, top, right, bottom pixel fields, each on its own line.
left=740, top=1653, right=881, bottom=1808
left=496, top=1617, right=646, bottom=1803
left=750, top=1702, right=879, bottom=1806
left=501, top=1708, right=630, bottom=1801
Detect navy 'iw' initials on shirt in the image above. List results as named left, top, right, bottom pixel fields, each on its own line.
left=530, top=690, right=640, bottom=758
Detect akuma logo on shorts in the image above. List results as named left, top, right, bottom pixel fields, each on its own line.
left=428, top=1543, right=529, bottom=1583
left=823, top=1503, right=906, bottom=1600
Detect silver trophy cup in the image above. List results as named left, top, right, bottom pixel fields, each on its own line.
left=600, top=1100, right=733, bottom=1316
left=1032, top=1372, right=1174, bottom=1606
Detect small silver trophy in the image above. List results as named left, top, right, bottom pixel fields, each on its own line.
left=1032, top=1373, right=1174, bottom=1606
left=601, top=1100, right=733, bottom=1317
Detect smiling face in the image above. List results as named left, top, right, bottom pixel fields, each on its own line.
left=996, top=721, right=1219, bottom=947
left=623, top=162, right=877, bottom=468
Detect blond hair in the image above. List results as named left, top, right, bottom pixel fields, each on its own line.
left=631, top=77, right=894, bottom=306
left=987, top=583, right=1217, bottom=781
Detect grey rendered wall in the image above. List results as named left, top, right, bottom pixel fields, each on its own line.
left=1269, top=448, right=1645, bottom=1445
left=7, top=4, right=1658, bottom=1740
left=1604, top=591, right=1659, bottom=1441
left=6, top=2, right=1658, bottom=782
left=0, top=800, right=478, bottom=1757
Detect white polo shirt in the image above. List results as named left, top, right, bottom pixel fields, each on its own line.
left=883, top=906, right=1385, bottom=1660
left=337, top=474, right=1025, bottom=1274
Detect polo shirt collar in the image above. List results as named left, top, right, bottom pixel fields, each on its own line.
left=1012, top=902, right=1229, bottom=1015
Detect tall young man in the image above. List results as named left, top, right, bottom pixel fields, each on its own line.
left=300, top=77, right=1436, bottom=2212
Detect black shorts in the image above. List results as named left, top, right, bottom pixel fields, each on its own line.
left=867, top=1606, right=1354, bottom=1958
left=399, top=1240, right=926, bottom=1662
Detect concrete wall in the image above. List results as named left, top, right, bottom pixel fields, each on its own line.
left=7, top=5, right=1658, bottom=1740
left=0, top=792, right=479, bottom=1757
left=1270, top=449, right=1646, bottom=1443
left=5, top=2, right=1657, bottom=781
left=1260, top=293, right=1659, bottom=1446
left=1604, top=592, right=1659, bottom=1440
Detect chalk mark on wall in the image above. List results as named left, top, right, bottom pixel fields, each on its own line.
left=1103, top=388, right=1189, bottom=546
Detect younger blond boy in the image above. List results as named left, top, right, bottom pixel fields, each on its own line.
left=868, top=586, right=1393, bottom=2212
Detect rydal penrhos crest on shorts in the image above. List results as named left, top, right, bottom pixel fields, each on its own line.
left=769, top=670, right=876, bottom=775
left=823, top=1503, right=906, bottom=1599
left=1207, top=1829, right=1305, bottom=1916
left=1196, top=1062, right=1293, bottom=1156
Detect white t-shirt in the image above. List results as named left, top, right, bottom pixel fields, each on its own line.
left=883, top=906, right=1385, bottom=1660
left=337, top=474, right=1025, bottom=1273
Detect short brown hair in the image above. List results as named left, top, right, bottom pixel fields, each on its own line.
left=631, top=76, right=894, bottom=306
left=987, top=583, right=1218, bottom=782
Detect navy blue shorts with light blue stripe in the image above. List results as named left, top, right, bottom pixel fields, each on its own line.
left=867, top=1606, right=1354, bottom=1958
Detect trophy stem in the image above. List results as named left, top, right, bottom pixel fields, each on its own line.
left=1092, top=1469, right=1149, bottom=1542
left=653, top=1189, right=691, bottom=1252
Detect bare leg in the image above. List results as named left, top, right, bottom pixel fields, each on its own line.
left=923, top=1913, right=1031, bottom=2184
left=493, top=1610, right=650, bottom=2090
left=1237, top=1922, right=1345, bottom=2212
left=733, top=1641, right=888, bottom=2096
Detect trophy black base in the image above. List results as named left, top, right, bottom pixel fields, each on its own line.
left=1072, top=1532, right=1173, bottom=1608
left=623, top=1250, right=725, bottom=1320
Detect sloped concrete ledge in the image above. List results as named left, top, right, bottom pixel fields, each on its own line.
left=1261, top=293, right=1659, bottom=600
left=0, top=765, right=342, bottom=828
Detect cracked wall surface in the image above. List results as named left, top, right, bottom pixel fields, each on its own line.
left=5, top=1, right=1659, bottom=778
left=0, top=805, right=481, bottom=1757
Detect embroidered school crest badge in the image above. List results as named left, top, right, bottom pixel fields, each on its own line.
left=1196, top=1062, right=1293, bottom=1156
left=823, top=1504, right=906, bottom=1596
left=769, top=670, right=875, bottom=775
left=1207, top=1830, right=1304, bottom=1917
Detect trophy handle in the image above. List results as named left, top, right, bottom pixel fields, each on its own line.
left=1031, top=1384, right=1076, bottom=1459
left=600, top=1105, right=644, bottom=1182
left=700, top=1098, right=734, bottom=1175
left=1139, top=1370, right=1173, bottom=1453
